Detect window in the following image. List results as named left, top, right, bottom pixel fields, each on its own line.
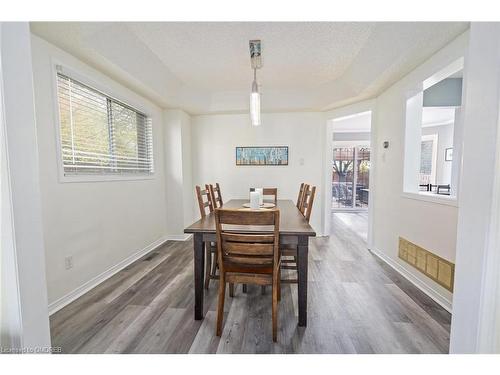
left=332, top=146, right=371, bottom=210
left=403, top=58, right=463, bottom=201
left=56, top=73, right=154, bottom=177
left=419, top=134, right=438, bottom=185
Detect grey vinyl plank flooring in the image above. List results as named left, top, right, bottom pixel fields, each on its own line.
left=50, top=214, right=451, bottom=354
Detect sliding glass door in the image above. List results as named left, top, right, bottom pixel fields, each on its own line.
left=332, top=146, right=370, bottom=210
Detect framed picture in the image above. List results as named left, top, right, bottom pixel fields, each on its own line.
left=445, top=147, right=453, bottom=162
left=236, top=146, right=289, bottom=166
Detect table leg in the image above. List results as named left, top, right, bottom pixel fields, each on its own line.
left=297, top=235, right=309, bottom=327
left=194, top=232, right=204, bottom=320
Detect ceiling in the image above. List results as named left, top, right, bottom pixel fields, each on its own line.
left=30, top=22, right=469, bottom=114
left=331, top=107, right=456, bottom=134
left=332, top=111, right=372, bottom=133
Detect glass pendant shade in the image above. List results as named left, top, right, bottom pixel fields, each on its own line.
left=250, top=80, right=261, bottom=126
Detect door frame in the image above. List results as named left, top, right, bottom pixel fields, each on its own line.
left=322, top=99, right=377, bottom=249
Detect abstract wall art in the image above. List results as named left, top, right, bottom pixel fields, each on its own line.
left=236, top=146, right=289, bottom=166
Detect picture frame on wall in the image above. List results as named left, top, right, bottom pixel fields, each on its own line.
left=236, top=146, right=289, bottom=166
left=445, top=147, right=453, bottom=162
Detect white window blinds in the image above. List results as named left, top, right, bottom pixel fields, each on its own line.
left=56, top=73, right=154, bottom=176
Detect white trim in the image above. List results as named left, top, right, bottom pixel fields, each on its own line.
left=475, top=66, right=500, bottom=352
left=323, top=100, right=375, bottom=248
left=331, top=110, right=372, bottom=123
left=47, top=234, right=190, bottom=315
left=401, top=191, right=458, bottom=207
left=367, top=108, right=377, bottom=250
left=57, top=173, right=156, bottom=183
left=52, top=60, right=152, bottom=116
left=1, top=22, right=51, bottom=348
left=50, top=59, right=157, bottom=184
left=370, top=247, right=452, bottom=312
left=0, top=29, right=24, bottom=347
left=423, top=57, right=464, bottom=90
left=421, top=133, right=439, bottom=185
left=166, top=234, right=193, bottom=241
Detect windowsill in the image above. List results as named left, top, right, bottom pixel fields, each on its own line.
left=401, top=191, right=458, bottom=207
left=58, top=173, right=156, bottom=183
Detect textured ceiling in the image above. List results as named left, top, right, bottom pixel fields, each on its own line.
left=127, top=22, right=376, bottom=90
left=30, top=22, right=470, bottom=114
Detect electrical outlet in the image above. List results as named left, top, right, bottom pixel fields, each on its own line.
left=64, top=255, right=73, bottom=270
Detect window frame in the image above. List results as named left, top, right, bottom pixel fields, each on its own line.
left=420, top=133, right=438, bottom=185
left=402, top=57, right=464, bottom=205
left=51, top=61, right=156, bottom=183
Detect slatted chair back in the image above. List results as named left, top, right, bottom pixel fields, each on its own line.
left=214, top=208, right=281, bottom=341
left=296, top=183, right=306, bottom=208
left=263, top=188, right=278, bottom=204
left=300, top=185, right=316, bottom=223
left=298, top=183, right=309, bottom=211
left=250, top=187, right=278, bottom=204
left=215, top=209, right=280, bottom=275
left=209, top=183, right=223, bottom=208
left=195, top=185, right=213, bottom=218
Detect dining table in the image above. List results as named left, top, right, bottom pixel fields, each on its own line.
left=184, top=199, right=316, bottom=327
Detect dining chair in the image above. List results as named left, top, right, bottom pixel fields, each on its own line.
left=436, top=184, right=451, bottom=195
left=263, top=188, right=278, bottom=204
left=248, top=187, right=278, bottom=295
left=195, top=185, right=218, bottom=289
left=196, top=185, right=213, bottom=217
left=209, top=183, right=223, bottom=208
left=281, top=184, right=316, bottom=283
left=296, top=183, right=306, bottom=208
left=300, top=185, right=316, bottom=223
left=298, top=183, right=310, bottom=212
left=214, top=208, right=281, bottom=341
left=250, top=187, right=278, bottom=204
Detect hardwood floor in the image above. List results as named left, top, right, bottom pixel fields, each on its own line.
left=332, top=211, right=368, bottom=243
left=50, top=214, right=451, bottom=353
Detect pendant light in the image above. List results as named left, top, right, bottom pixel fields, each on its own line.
left=249, top=40, right=262, bottom=126
left=250, top=68, right=261, bottom=126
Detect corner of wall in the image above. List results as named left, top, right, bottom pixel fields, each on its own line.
left=163, top=109, right=195, bottom=235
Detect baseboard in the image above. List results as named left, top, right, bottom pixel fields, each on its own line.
left=370, top=247, right=453, bottom=313
left=48, top=234, right=177, bottom=315
left=165, top=234, right=192, bottom=241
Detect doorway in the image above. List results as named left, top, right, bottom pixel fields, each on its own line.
left=332, top=145, right=371, bottom=211
left=325, top=109, right=373, bottom=245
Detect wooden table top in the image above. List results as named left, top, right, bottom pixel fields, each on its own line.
left=184, top=199, right=316, bottom=237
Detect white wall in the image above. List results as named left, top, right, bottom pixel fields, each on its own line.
left=30, top=35, right=170, bottom=309
left=333, top=132, right=371, bottom=142
left=422, top=123, right=454, bottom=185
left=369, top=31, right=469, bottom=311
left=1, top=23, right=51, bottom=349
left=450, top=23, right=500, bottom=354
left=191, top=112, right=325, bottom=234
left=163, top=109, right=194, bottom=237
